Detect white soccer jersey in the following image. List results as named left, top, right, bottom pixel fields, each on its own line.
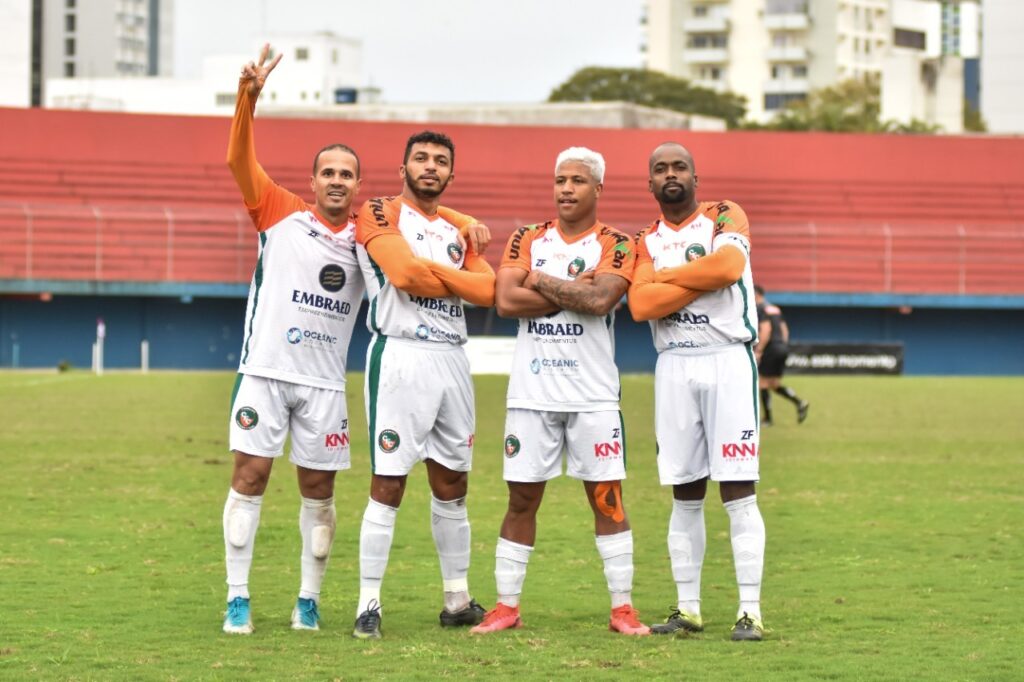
left=636, top=201, right=758, bottom=353
left=355, top=196, right=468, bottom=345
left=500, top=221, right=635, bottom=412
left=238, top=184, right=365, bottom=391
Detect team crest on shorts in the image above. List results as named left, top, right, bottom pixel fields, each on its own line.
left=504, top=435, right=521, bottom=458
left=685, top=244, right=706, bottom=262
left=235, top=406, right=259, bottom=430
left=378, top=429, right=400, bottom=453
left=446, top=242, right=464, bottom=264
left=567, top=257, right=586, bottom=278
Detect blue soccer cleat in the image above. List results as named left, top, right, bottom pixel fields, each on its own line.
left=223, top=596, right=253, bottom=634
left=291, top=597, right=320, bottom=631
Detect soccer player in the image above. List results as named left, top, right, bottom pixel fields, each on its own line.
left=628, top=142, right=766, bottom=641
left=754, top=285, right=809, bottom=425
left=351, top=130, right=496, bottom=639
left=470, top=147, right=649, bottom=636
left=221, top=44, right=364, bottom=634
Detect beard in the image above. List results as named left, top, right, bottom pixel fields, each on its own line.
left=658, top=184, right=690, bottom=204
left=405, top=173, right=449, bottom=199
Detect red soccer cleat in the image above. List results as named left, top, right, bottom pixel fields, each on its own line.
left=609, top=605, right=651, bottom=635
left=469, top=603, right=523, bottom=634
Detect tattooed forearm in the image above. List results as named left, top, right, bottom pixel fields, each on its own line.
left=533, top=273, right=626, bottom=316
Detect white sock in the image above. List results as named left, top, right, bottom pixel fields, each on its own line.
left=595, top=530, right=635, bottom=609
left=431, top=496, right=472, bottom=612
left=669, top=498, right=706, bottom=616
left=298, top=496, right=336, bottom=602
left=725, top=494, right=765, bottom=621
left=357, top=498, right=397, bottom=616
left=223, top=488, right=262, bottom=601
left=495, top=537, right=533, bottom=608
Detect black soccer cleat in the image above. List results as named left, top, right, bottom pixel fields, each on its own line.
left=797, top=401, right=810, bottom=424
left=352, top=599, right=382, bottom=639
left=649, top=607, right=704, bottom=635
left=730, top=612, right=764, bottom=641
left=439, top=599, right=486, bottom=627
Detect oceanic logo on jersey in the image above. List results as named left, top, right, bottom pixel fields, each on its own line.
left=378, top=429, right=400, bottom=453
left=685, top=244, right=707, bottom=262
left=504, top=435, right=521, bottom=458
left=415, top=324, right=430, bottom=340
left=567, top=257, right=586, bottom=278
left=446, top=242, right=463, bottom=264
left=235, top=406, right=259, bottom=430
left=287, top=327, right=303, bottom=344
left=529, top=358, right=541, bottom=374
left=319, top=264, right=346, bottom=292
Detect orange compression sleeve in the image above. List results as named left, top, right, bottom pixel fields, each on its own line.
left=628, top=262, right=703, bottom=322
left=654, top=244, right=746, bottom=291
left=226, top=81, right=274, bottom=208
left=423, top=252, right=495, bottom=307
left=365, top=232, right=453, bottom=298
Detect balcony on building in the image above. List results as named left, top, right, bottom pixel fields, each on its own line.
left=764, top=0, right=810, bottom=30
left=764, top=77, right=809, bottom=94
left=683, top=48, right=729, bottom=64
left=766, top=45, right=809, bottom=62
left=684, top=12, right=730, bottom=33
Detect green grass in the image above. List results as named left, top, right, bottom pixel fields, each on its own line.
left=0, top=371, right=1022, bottom=680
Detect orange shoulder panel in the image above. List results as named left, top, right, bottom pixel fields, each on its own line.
left=595, top=224, right=636, bottom=282
left=355, top=196, right=401, bottom=246
left=500, top=221, right=548, bottom=271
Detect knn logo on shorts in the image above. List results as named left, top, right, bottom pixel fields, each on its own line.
left=287, top=327, right=303, bottom=344
left=378, top=429, right=400, bottom=453
left=319, top=264, right=346, bottom=292
left=567, top=257, right=586, bottom=278
left=504, top=435, right=521, bottom=458
left=446, top=242, right=464, bottom=264
left=235, top=406, right=259, bottom=430
left=685, top=244, right=706, bottom=262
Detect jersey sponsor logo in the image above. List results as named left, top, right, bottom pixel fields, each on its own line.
left=368, top=197, right=392, bottom=230
left=285, top=327, right=338, bottom=345
left=722, top=442, right=758, bottom=458
left=447, top=242, right=464, bottom=263
left=413, top=324, right=463, bottom=344
left=408, top=295, right=464, bottom=317
left=665, top=312, right=710, bottom=325
left=685, top=244, right=706, bottom=262
left=530, top=357, right=580, bottom=374
left=594, top=441, right=622, bottom=458
left=235, top=406, right=259, bottom=430
left=567, top=257, right=586, bottom=278
left=612, top=241, right=631, bottom=269
left=292, top=290, right=353, bottom=315
left=378, top=429, right=400, bottom=453
left=319, top=264, right=347, bottom=292
left=667, top=340, right=703, bottom=349
left=507, top=223, right=540, bottom=261
left=526, top=320, right=584, bottom=336
left=415, top=324, right=430, bottom=340
left=504, top=435, right=521, bottom=458
left=741, top=429, right=755, bottom=440
left=324, top=432, right=350, bottom=448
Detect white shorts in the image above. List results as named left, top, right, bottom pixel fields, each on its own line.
left=365, top=336, right=475, bottom=476
left=229, top=373, right=351, bottom=471
left=503, top=408, right=626, bottom=483
left=655, top=344, right=760, bottom=485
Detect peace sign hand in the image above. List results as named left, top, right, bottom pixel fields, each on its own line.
left=240, top=43, right=282, bottom=98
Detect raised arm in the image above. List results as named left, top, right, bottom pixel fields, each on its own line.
left=436, top=206, right=491, bottom=255
left=226, top=44, right=282, bottom=206
left=495, top=267, right=561, bottom=318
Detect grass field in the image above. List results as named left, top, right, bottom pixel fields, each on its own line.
left=1, top=371, right=1022, bottom=681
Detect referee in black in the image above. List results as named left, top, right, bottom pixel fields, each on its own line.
left=754, top=285, right=809, bottom=425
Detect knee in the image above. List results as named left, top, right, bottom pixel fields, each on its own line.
left=232, top=458, right=270, bottom=495
left=507, top=490, right=541, bottom=517
left=371, top=476, right=405, bottom=507
left=720, top=481, right=756, bottom=503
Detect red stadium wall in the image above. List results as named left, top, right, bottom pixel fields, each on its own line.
left=1, top=106, right=1023, bottom=296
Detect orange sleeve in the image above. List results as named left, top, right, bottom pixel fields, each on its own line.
left=227, top=80, right=305, bottom=231
left=356, top=198, right=452, bottom=298
left=436, top=206, right=477, bottom=230
left=654, top=202, right=750, bottom=290
left=594, top=225, right=636, bottom=283
left=500, top=224, right=541, bottom=272
left=627, top=230, right=703, bottom=321
left=424, top=252, right=495, bottom=307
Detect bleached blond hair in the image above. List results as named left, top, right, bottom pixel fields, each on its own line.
left=554, top=147, right=605, bottom=183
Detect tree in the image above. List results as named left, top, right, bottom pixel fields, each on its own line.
left=548, top=67, right=747, bottom=128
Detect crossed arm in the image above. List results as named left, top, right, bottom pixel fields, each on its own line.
left=496, top=267, right=628, bottom=318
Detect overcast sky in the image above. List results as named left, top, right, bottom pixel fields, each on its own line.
left=173, top=0, right=646, bottom=103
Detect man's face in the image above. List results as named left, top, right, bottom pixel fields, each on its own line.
left=310, top=149, right=360, bottom=218
left=554, top=161, right=602, bottom=223
left=401, top=142, right=453, bottom=199
left=649, top=145, right=697, bottom=207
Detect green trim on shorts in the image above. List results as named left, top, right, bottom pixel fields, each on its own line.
left=230, top=372, right=244, bottom=410
left=736, top=277, right=758, bottom=341
left=367, top=334, right=388, bottom=472
left=241, top=232, right=267, bottom=364
left=744, top=342, right=760, bottom=425
left=618, top=410, right=627, bottom=469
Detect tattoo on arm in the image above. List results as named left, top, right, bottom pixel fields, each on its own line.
left=533, top=273, right=626, bottom=316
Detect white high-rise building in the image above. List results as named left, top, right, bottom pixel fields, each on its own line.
left=981, top=0, right=1024, bottom=134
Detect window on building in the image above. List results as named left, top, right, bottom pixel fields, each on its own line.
left=711, top=35, right=727, bottom=48
left=64, top=61, right=74, bottom=77
left=65, top=38, right=75, bottom=56
left=764, top=92, right=806, bottom=110
left=296, top=47, right=309, bottom=61
left=66, top=0, right=75, bottom=6
left=894, top=28, right=926, bottom=51
left=710, top=67, right=721, bottom=80
left=65, top=13, right=75, bottom=31
left=301, top=91, right=307, bottom=101
left=690, top=35, right=708, bottom=48
left=793, top=64, right=808, bottom=78
left=215, top=93, right=236, bottom=106
left=766, top=0, right=807, bottom=14
left=771, top=64, right=781, bottom=79
left=773, top=33, right=789, bottom=47
left=694, top=5, right=707, bottom=17
left=332, top=49, right=338, bottom=64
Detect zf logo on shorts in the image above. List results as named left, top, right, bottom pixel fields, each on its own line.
left=378, top=429, right=400, bottom=453
left=504, top=435, right=520, bottom=458
left=235, top=406, right=259, bottom=430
